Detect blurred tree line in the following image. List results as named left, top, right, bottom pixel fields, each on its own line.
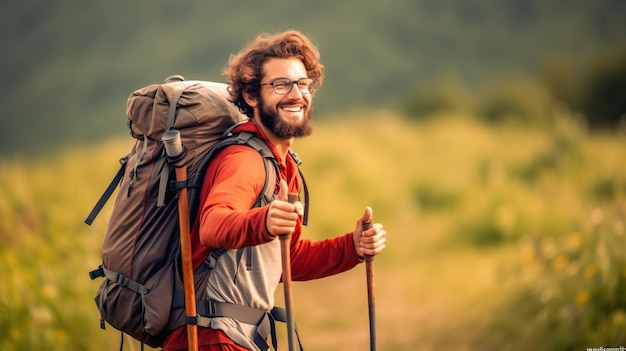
left=544, top=46, right=626, bottom=130
left=1, top=0, right=625, bottom=156
left=404, top=45, right=626, bottom=130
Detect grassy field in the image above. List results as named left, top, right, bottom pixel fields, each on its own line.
left=1, top=111, right=625, bottom=350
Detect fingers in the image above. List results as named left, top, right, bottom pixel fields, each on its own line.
left=352, top=206, right=388, bottom=257
left=267, top=203, right=298, bottom=236
left=359, top=223, right=387, bottom=256
left=266, top=179, right=300, bottom=237
left=293, top=201, right=304, bottom=218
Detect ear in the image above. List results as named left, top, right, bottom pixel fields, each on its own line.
left=243, top=88, right=258, bottom=108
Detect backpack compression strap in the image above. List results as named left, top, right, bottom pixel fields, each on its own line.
left=156, top=84, right=187, bottom=207
left=84, top=156, right=128, bottom=225
left=89, top=265, right=150, bottom=295
left=85, top=78, right=188, bottom=223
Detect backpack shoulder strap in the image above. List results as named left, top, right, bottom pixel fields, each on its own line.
left=238, top=133, right=279, bottom=207
left=210, top=132, right=308, bottom=218
left=229, top=134, right=310, bottom=224
left=187, top=131, right=279, bottom=227
left=288, top=150, right=309, bottom=226
left=171, top=131, right=310, bottom=344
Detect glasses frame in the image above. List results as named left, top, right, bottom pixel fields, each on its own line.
left=260, top=77, right=316, bottom=95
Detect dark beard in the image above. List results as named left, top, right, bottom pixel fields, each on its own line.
left=258, top=97, right=313, bottom=138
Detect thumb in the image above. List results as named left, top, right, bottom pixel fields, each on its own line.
left=362, top=206, right=373, bottom=228
left=277, top=179, right=289, bottom=202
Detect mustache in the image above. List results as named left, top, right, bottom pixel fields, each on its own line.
left=277, top=101, right=308, bottom=109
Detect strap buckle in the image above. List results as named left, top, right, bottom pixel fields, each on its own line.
left=88, top=265, right=105, bottom=280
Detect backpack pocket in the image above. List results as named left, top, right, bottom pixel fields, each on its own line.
left=94, top=263, right=175, bottom=348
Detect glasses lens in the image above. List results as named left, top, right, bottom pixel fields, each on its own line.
left=271, top=78, right=315, bottom=95
left=272, top=79, right=292, bottom=94
left=299, top=78, right=315, bottom=94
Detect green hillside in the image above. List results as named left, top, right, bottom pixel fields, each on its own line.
left=1, top=110, right=625, bottom=350
left=1, top=0, right=625, bottom=155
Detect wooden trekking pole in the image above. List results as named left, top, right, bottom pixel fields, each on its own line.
left=363, top=218, right=377, bottom=351
left=281, top=193, right=300, bottom=351
left=162, top=130, right=198, bottom=351
left=279, top=233, right=295, bottom=351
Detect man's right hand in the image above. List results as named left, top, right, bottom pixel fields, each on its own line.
left=266, top=179, right=301, bottom=237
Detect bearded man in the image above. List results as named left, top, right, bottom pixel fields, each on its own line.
left=163, top=30, right=387, bottom=351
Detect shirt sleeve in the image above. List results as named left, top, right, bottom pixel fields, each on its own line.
left=198, top=142, right=362, bottom=281
left=198, top=145, right=275, bottom=249
left=290, top=231, right=363, bottom=281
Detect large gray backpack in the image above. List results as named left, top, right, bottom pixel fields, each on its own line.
left=85, top=75, right=308, bottom=348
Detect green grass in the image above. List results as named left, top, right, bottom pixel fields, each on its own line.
left=1, top=111, right=625, bottom=350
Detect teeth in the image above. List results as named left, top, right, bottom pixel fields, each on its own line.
left=282, top=106, right=302, bottom=112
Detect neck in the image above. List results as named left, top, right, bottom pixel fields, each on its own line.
left=253, top=118, right=292, bottom=162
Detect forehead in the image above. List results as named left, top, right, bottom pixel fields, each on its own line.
left=262, top=57, right=307, bottom=81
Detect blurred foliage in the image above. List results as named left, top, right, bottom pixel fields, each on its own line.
left=476, top=75, right=553, bottom=126
left=405, top=45, right=626, bottom=130
left=580, top=46, right=626, bottom=129
left=404, top=74, right=472, bottom=118
left=539, top=45, right=626, bottom=130
left=480, top=206, right=626, bottom=350
left=2, top=0, right=626, bottom=156
left=1, top=0, right=626, bottom=348
left=2, top=108, right=625, bottom=350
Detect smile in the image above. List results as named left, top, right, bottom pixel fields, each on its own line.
left=281, top=106, right=303, bottom=113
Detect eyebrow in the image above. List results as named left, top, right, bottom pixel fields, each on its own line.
left=270, top=76, right=306, bottom=81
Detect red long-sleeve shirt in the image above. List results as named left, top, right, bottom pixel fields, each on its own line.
left=164, top=121, right=362, bottom=350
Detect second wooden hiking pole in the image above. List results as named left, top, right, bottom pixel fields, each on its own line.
left=278, top=194, right=298, bottom=351
left=363, top=219, right=377, bottom=351
left=281, top=193, right=300, bottom=351
left=280, top=233, right=295, bottom=351
left=163, top=130, right=198, bottom=351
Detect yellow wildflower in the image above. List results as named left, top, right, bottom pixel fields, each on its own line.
left=552, top=255, right=568, bottom=271
left=574, top=290, right=589, bottom=306
left=584, top=264, right=596, bottom=279
left=565, top=232, right=582, bottom=251
left=613, top=310, right=625, bottom=326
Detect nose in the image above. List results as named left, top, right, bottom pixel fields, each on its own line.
left=285, top=82, right=304, bottom=99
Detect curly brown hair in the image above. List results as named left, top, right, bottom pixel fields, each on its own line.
left=224, top=30, right=325, bottom=117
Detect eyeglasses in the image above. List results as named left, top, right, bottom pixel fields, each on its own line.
left=260, top=78, right=316, bottom=95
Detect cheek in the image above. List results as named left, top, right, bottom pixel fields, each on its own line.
left=259, top=92, right=278, bottom=106
left=303, top=94, right=313, bottom=107
left=267, top=97, right=286, bottom=110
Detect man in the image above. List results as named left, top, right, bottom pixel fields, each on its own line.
left=163, top=30, right=387, bottom=351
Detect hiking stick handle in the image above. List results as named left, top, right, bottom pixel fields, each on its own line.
left=163, top=129, right=185, bottom=162
left=363, top=219, right=377, bottom=351
left=363, top=219, right=374, bottom=262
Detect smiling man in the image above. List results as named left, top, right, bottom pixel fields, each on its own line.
left=256, top=58, right=314, bottom=139
left=162, top=30, right=388, bottom=351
